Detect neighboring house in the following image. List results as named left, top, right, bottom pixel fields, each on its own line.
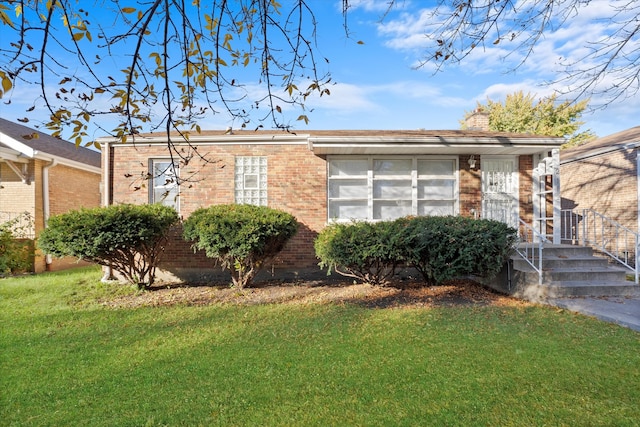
left=99, top=127, right=564, bottom=282
left=561, top=126, right=640, bottom=234
left=0, top=117, right=101, bottom=272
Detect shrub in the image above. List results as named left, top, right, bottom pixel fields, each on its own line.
left=401, top=216, right=517, bottom=286
left=38, top=204, right=179, bottom=288
left=314, top=219, right=407, bottom=286
left=0, top=214, right=34, bottom=275
left=182, top=204, right=299, bottom=288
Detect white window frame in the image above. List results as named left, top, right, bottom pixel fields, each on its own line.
left=149, top=159, right=180, bottom=211
left=327, top=155, right=459, bottom=222
left=235, top=156, right=268, bottom=206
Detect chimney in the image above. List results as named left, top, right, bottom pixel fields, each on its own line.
left=465, top=109, right=490, bottom=131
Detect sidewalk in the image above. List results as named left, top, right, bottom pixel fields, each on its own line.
left=546, top=296, right=640, bottom=332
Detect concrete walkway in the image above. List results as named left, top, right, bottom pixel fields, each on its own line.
left=546, top=296, right=640, bottom=332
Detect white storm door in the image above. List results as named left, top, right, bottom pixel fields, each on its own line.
left=482, top=157, right=519, bottom=227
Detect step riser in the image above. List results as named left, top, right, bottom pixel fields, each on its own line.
left=516, top=245, right=594, bottom=258
left=512, top=272, right=640, bottom=298
left=543, top=271, right=627, bottom=282
left=512, top=258, right=609, bottom=270
left=518, top=272, right=628, bottom=286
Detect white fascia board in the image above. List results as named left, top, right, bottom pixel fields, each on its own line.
left=308, top=136, right=565, bottom=155
left=37, top=153, right=101, bottom=174
left=96, top=133, right=309, bottom=146
left=0, top=132, right=37, bottom=157
left=560, top=140, right=640, bottom=164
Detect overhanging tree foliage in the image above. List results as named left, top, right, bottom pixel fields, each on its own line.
left=417, top=1, right=640, bottom=108
left=461, top=91, right=597, bottom=147
left=1, top=0, right=638, bottom=149
left=0, top=0, right=332, bottom=151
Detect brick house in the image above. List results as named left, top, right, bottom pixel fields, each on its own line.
left=0, top=118, right=101, bottom=272
left=100, top=128, right=564, bottom=282
left=561, top=126, right=640, bottom=234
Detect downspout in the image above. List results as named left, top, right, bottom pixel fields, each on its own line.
left=42, top=158, right=58, bottom=270
left=101, top=142, right=115, bottom=282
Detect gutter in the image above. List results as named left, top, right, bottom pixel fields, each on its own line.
left=101, top=142, right=115, bottom=282
left=42, top=158, right=57, bottom=269
left=561, top=140, right=640, bottom=164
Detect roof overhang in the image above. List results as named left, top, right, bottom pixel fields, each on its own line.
left=98, top=132, right=565, bottom=156
left=307, top=136, right=565, bottom=156
left=561, top=140, right=640, bottom=164
left=0, top=141, right=100, bottom=174
left=0, top=133, right=36, bottom=158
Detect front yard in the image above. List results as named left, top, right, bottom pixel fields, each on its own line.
left=1, top=266, right=639, bottom=426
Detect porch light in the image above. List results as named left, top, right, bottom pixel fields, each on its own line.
left=468, top=155, right=477, bottom=169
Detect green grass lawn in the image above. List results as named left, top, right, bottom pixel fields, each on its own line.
left=1, top=267, right=639, bottom=426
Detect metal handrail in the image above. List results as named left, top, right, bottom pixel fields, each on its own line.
left=561, top=209, right=639, bottom=284
left=513, top=217, right=548, bottom=286
left=0, top=211, right=35, bottom=239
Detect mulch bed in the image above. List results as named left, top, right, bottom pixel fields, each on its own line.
left=102, top=278, right=532, bottom=309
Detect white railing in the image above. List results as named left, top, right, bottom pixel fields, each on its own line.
left=0, top=211, right=35, bottom=239
left=513, top=216, right=548, bottom=285
left=561, top=209, right=639, bottom=284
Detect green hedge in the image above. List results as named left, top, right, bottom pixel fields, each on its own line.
left=314, top=220, right=406, bottom=286
left=183, top=204, right=299, bottom=288
left=38, top=204, right=179, bottom=288
left=0, top=232, right=34, bottom=276
left=0, top=212, right=35, bottom=275
left=314, top=216, right=517, bottom=286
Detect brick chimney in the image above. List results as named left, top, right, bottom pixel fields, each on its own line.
left=465, top=109, right=490, bottom=131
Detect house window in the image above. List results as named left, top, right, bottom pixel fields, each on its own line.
left=328, top=156, right=458, bottom=221
left=149, top=160, right=179, bottom=210
left=235, top=156, right=267, bottom=206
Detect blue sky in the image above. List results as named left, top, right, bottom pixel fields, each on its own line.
left=1, top=0, right=638, bottom=140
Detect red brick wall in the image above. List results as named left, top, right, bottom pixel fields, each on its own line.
left=49, top=165, right=101, bottom=215
left=561, top=148, right=638, bottom=232
left=459, top=155, right=482, bottom=218
left=108, top=144, right=538, bottom=281
left=108, top=143, right=328, bottom=278
left=519, top=155, right=534, bottom=224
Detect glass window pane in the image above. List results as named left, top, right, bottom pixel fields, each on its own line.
left=235, top=156, right=267, bottom=205
left=329, top=159, right=368, bottom=177
left=244, top=174, right=259, bottom=189
left=151, top=160, right=179, bottom=210
left=329, top=179, right=368, bottom=198
left=373, top=200, right=412, bottom=220
left=418, top=160, right=454, bottom=177
left=373, top=179, right=412, bottom=199
left=329, top=200, right=368, bottom=220
left=418, top=201, right=454, bottom=216
left=418, top=179, right=454, bottom=199
left=373, top=159, right=411, bottom=176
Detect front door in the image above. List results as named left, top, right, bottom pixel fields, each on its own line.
left=482, top=157, right=519, bottom=227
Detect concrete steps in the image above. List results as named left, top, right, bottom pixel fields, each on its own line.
left=510, top=244, right=640, bottom=299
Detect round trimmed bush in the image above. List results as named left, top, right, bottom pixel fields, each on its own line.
left=182, top=204, right=299, bottom=288
left=38, top=204, right=179, bottom=288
